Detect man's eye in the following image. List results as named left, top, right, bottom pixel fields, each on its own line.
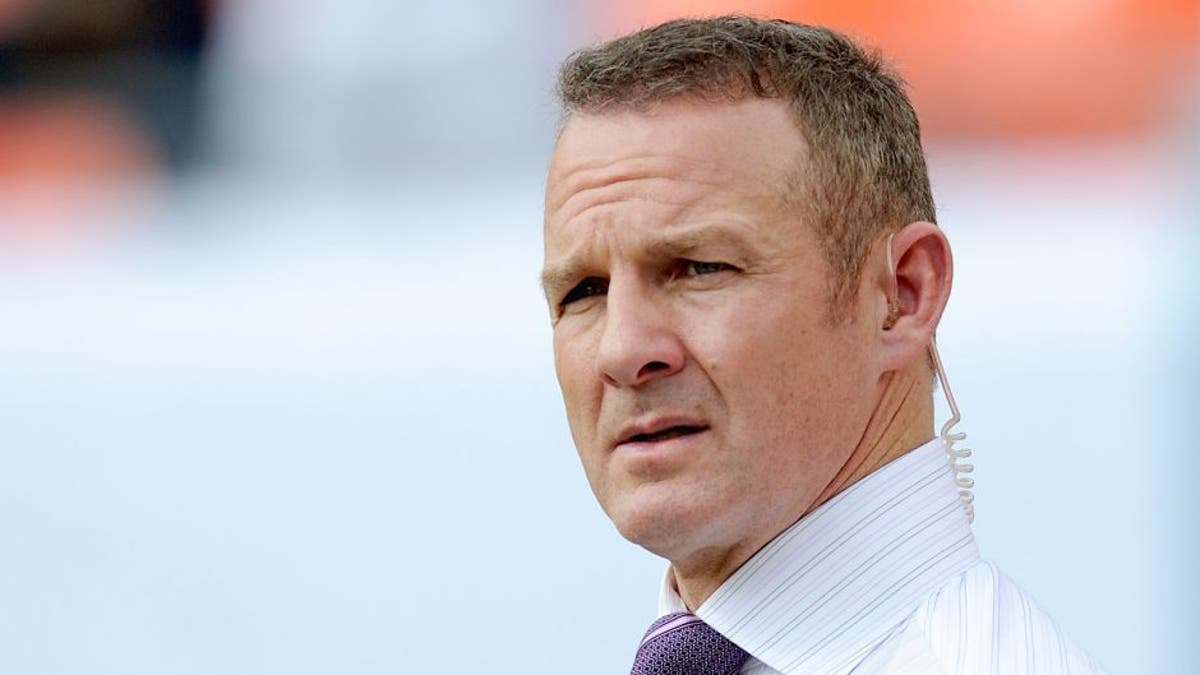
left=560, top=277, right=608, bottom=308
left=683, top=260, right=735, bottom=276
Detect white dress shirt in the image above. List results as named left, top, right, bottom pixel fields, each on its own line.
left=655, top=438, right=1106, bottom=674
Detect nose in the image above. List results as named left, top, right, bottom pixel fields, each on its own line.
left=596, top=280, right=685, bottom=388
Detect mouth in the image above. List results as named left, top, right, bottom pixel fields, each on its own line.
left=617, top=422, right=710, bottom=447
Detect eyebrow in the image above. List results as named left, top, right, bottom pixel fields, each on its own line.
left=540, top=224, right=759, bottom=301
left=644, top=225, right=758, bottom=261
left=540, top=259, right=588, bottom=302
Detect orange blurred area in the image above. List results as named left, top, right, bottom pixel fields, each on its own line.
left=0, top=95, right=163, bottom=184
left=0, top=94, right=164, bottom=245
left=0, top=0, right=206, bottom=243
left=595, top=0, right=1200, bottom=139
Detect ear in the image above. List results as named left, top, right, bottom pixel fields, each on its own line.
left=877, top=221, right=953, bottom=373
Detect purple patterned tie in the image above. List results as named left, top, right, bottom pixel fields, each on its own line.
left=630, top=612, right=750, bottom=674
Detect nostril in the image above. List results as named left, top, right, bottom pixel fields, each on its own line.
left=637, top=361, right=671, bottom=378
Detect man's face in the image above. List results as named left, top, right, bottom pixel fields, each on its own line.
left=542, top=98, right=881, bottom=564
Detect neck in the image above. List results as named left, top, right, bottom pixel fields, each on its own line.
left=670, top=547, right=750, bottom=611
left=670, top=363, right=935, bottom=611
left=813, top=363, right=934, bottom=506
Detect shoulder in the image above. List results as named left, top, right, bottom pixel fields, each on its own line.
left=902, top=560, right=1107, bottom=674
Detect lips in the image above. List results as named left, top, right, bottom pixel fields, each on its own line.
left=615, top=419, right=710, bottom=449
left=625, top=425, right=707, bottom=443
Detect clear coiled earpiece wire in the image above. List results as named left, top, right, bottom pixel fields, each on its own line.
left=928, top=337, right=975, bottom=523
left=886, top=234, right=975, bottom=523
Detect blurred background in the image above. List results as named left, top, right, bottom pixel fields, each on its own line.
left=0, top=0, right=1195, bottom=673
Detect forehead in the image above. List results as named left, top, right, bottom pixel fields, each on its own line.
left=540, top=98, right=812, bottom=297
left=545, top=98, right=803, bottom=226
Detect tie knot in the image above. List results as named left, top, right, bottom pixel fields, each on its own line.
left=631, top=612, right=750, bottom=675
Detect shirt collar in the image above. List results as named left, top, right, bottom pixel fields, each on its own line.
left=656, top=437, right=980, bottom=674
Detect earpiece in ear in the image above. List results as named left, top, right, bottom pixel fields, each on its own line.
left=883, top=232, right=900, bottom=330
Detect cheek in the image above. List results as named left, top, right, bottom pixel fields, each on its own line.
left=698, top=308, right=826, bottom=398
left=553, top=331, right=601, bottom=441
left=553, top=332, right=618, bottom=510
left=700, top=307, right=858, bottom=448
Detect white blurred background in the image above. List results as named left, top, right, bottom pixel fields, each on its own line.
left=0, top=1, right=1196, bottom=673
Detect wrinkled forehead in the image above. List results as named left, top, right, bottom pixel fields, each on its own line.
left=543, top=98, right=806, bottom=229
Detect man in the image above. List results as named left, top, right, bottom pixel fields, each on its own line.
left=541, top=16, right=1104, bottom=675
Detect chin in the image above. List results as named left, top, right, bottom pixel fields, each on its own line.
left=605, top=483, right=731, bottom=560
